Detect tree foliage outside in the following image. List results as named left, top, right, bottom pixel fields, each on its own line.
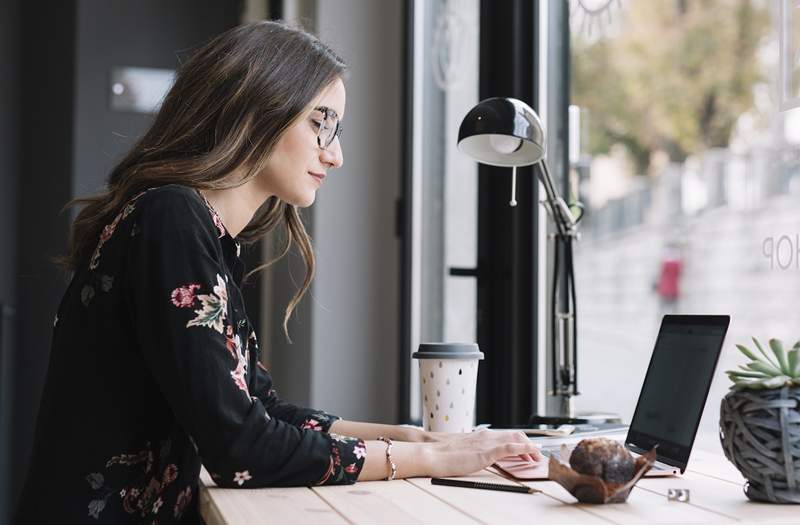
left=571, top=0, right=771, bottom=175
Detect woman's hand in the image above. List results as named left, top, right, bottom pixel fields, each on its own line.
left=357, top=431, right=542, bottom=481
left=422, top=430, right=543, bottom=478
left=422, top=429, right=540, bottom=463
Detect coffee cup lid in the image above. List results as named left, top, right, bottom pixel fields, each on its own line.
left=412, top=342, right=484, bottom=360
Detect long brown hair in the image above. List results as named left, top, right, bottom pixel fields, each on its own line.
left=60, top=20, right=346, bottom=340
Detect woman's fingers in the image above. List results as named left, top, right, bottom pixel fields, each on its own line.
left=493, top=431, right=542, bottom=462
left=454, top=429, right=543, bottom=463
left=496, top=442, right=543, bottom=463
left=518, top=448, right=543, bottom=462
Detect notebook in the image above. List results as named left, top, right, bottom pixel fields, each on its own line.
left=491, top=314, right=730, bottom=481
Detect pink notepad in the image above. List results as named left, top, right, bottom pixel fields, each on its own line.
left=491, top=456, right=549, bottom=481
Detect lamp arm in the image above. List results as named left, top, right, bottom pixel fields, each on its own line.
left=536, top=159, right=580, bottom=412
left=536, top=161, right=577, bottom=234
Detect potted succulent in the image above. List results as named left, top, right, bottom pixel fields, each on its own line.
left=720, top=338, right=800, bottom=503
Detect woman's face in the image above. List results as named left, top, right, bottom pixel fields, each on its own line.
left=259, top=78, right=346, bottom=207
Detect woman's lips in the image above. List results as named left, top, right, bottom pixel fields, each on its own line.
left=309, top=172, right=326, bottom=183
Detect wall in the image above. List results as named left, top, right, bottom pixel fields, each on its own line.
left=72, top=1, right=241, bottom=196
left=310, top=0, right=403, bottom=422
left=13, top=2, right=78, bottom=517
left=0, top=1, right=20, bottom=521
left=261, top=0, right=318, bottom=410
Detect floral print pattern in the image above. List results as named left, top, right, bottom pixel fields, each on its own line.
left=233, top=470, right=252, bottom=486
left=170, top=284, right=200, bottom=308
left=301, top=418, right=323, bottom=432
left=353, top=443, right=367, bottom=460
left=225, top=325, right=240, bottom=360
left=183, top=274, right=228, bottom=334
left=171, top=273, right=251, bottom=396
left=316, top=433, right=366, bottom=486
left=85, top=441, right=183, bottom=521
left=230, top=353, right=249, bottom=394
left=89, top=190, right=150, bottom=270
left=197, top=190, right=227, bottom=239
left=19, top=186, right=364, bottom=524
left=173, top=486, right=192, bottom=519
left=79, top=272, right=116, bottom=308
left=300, top=412, right=338, bottom=432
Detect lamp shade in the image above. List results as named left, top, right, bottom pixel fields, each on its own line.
left=457, top=97, right=546, bottom=167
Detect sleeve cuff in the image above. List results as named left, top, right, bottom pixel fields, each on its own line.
left=316, top=433, right=366, bottom=485
left=298, top=412, right=340, bottom=433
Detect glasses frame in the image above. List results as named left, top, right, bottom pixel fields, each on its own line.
left=314, top=106, right=343, bottom=150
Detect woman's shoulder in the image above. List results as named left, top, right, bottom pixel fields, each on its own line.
left=125, top=185, right=233, bottom=257
left=85, top=186, right=214, bottom=272
left=133, top=184, right=205, bottom=213
left=130, top=184, right=216, bottom=230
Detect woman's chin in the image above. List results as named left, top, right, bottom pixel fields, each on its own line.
left=273, top=184, right=317, bottom=208
left=285, top=192, right=316, bottom=208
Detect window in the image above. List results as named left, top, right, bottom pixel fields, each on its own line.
left=568, top=0, right=800, bottom=441
left=406, top=0, right=480, bottom=423
left=402, top=0, right=542, bottom=426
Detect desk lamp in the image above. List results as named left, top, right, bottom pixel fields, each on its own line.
left=457, top=97, right=584, bottom=422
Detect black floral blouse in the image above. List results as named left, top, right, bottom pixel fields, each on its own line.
left=14, top=185, right=365, bottom=524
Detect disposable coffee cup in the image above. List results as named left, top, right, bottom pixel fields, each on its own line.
left=412, top=343, right=484, bottom=433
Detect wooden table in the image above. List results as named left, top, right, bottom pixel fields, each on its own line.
left=199, top=448, right=799, bottom=524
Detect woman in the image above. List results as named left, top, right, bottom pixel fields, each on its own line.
left=14, top=21, right=541, bottom=524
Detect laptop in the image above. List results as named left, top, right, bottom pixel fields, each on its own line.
left=492, top=314, right=731, bottom=480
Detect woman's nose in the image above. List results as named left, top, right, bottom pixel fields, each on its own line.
left=320, top=139, right=344, bottom=169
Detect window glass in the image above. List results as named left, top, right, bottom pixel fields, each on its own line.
left=410, top=0, right=479, bottom=421
left=570, top=1, right=800, bottom=442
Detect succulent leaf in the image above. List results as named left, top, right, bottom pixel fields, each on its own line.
left=768, top=339, right=789, bottom=374
left=752, top=337, right=780, bottom=369
left=760, top=375, right=793, bottom=389
left=746, top=361, right=783, bottom=376
left=788, top=348, right=800, bottom=377
left=730, top=379, right=763, bottom=390
left=731, top=337, right=800, bottom=390
left=735, top=344, right=760, bottom=362
left=726, top=370, right=768, bottom=379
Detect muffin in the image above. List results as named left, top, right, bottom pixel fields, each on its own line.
left=569, top=437, right=636, bottom=484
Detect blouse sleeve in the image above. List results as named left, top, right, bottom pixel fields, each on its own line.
left=251, top=357, right=341, bottom=433
left=123, top=189, right=365, bottom=487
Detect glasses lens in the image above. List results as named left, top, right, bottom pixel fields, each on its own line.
left=318, top=113, right=339, bottom=149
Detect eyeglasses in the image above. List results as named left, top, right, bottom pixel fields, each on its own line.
left=313, top=106, right=343, bottom=150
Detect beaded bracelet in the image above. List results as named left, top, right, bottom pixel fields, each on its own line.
left=376, top=436, right=397, bottom=481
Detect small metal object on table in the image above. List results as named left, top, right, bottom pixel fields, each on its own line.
left=667, top=488, right=690, bottom=502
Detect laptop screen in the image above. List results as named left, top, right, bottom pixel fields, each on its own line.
left=627, top=315, right=729, bottom=470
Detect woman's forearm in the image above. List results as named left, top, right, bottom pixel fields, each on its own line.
left=351, top=429, right=544, bottom=481
left=328, top=419, right=428, bottom=442
left=356, top=440, right=430, bottom=481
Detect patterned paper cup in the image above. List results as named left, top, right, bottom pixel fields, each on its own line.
left=412, top=343, right=485, bottom=433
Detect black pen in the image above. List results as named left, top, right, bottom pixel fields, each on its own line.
left=431, top=478, right=538, bottom=494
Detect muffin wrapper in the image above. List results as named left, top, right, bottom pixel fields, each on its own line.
left=548, top=444, right=656, bottom=504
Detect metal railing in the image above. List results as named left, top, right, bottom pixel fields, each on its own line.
left=582, top=146, right=800, bottom=239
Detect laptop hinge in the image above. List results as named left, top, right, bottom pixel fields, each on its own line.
left=627, top=443, right=686, bottom=473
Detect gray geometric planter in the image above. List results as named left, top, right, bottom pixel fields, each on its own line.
left=720, top=386, right=800, bottom=503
